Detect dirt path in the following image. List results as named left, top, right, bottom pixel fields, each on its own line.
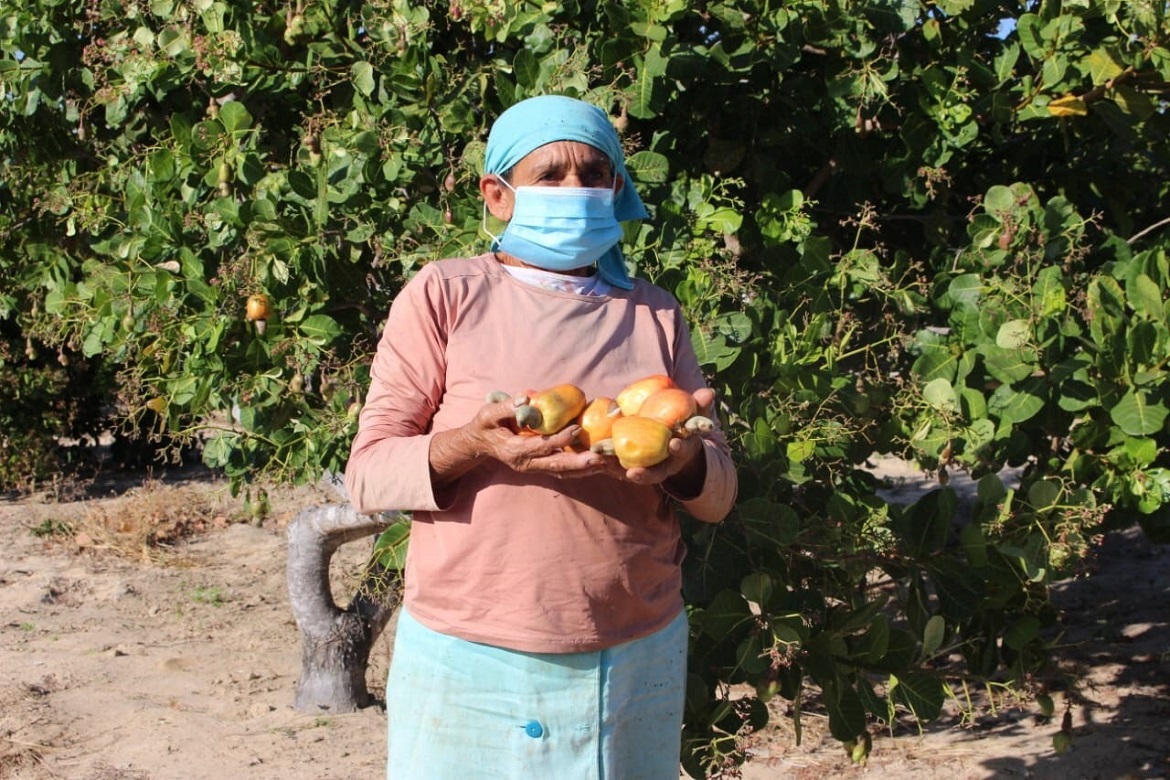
left=1, top=464, right=1168, bottom=780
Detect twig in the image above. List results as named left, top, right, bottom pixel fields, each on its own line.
left=1128, top=215, right=1170, bottom=245
left=1, top=734, right=60, bottom=751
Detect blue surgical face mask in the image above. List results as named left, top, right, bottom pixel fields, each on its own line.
left=484, top=177, right=624, bottom=273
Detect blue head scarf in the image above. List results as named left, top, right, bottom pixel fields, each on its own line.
left=484, top=95, right=648, bottom=290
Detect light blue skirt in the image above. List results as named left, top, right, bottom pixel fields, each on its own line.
left=386, top=608, right=688, bottom=780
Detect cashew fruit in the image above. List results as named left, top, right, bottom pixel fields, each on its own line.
left=514, top=383, right=587, bottom=435
left=245, top=294, right=270, bottom=322
left=636, top=387, right=698, bottom=429
left=609, top=416, right=673, bottom=468
left=615, top=374, right=676, bottom=417
left=577, top=396, right=622, bottom=449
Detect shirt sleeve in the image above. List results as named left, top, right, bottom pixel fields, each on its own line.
left=672, top=439, right=738, bottom=523
left=344, top=267, right=449, bottom=515
left=664, top=300, right=738, bottom=524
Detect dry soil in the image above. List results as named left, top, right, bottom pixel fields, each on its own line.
left=1, top=459, right=1167, bottom=780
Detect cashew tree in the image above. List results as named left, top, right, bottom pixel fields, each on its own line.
left=3, top=0, right=1170, bottom=775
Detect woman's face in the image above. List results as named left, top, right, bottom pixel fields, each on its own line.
left=481, top=141, right=622, bottom=221
left=511, top=140, right=615, bottom=189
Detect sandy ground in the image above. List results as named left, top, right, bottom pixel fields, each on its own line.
left=1, top=459, right=1168, bottom=780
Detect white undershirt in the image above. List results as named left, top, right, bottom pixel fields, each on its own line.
left=501, top=265, right=612, bottom=297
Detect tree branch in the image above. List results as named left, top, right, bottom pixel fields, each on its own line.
left=1129, top=215, right=1170, bottom=245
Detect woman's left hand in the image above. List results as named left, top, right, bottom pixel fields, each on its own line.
left=620, top=432, right=706, bottom=486
left=599, top=387, right=713, bottom=491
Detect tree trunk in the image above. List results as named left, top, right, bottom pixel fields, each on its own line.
left=286, top=503, right=403, bottom=713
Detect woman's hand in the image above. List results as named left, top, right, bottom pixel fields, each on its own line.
left=599, top=387, right=714, bottom=492
left=431, top=387, right=715, bottom=491
left=429, top=394, right=607, bottom=487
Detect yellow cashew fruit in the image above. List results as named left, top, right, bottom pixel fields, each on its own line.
left=515, top=383, right=587, bottom=435
left=609, top=416, right=674, bottom=468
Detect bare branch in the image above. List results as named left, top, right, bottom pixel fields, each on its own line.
left=1128, top=215, right=1170, bottom=245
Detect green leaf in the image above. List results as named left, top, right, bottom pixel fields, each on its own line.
left=787, top=439, right=814, bottom=463
left=627, top=150, right=669, bottom=184
left=1033, top=265, right=1067, bottom=316
left=288, top=170, right=317, bottom=200
left=513, top=48, right=540, bottom=88
left=1128, top=273, right=1164, bottom=319
left=742, top=417, right=778, bottom=459
left=82, top=329, right=105, bottom=357
left=912, top=344, right=957, bottom=383
left=1088, top=275, right=1127, bottom=328
left=921, top=614, right=946, bottom=657
left=371, top=522, right=410, bottom=570
left=190, top=119, right=225, bottom=150
left=1122, top=437, right=1158, bottom=467
left=857, top=677, right=892, bottom=720
left=959, top=519, right=987, bottom=568
left=157, top=26, right=189, bottom=57
left=701, top=589, right=754, bottom=640
left=1110, top=389, right=1169, bottom=436
left=297, top=314, right=341, bottom=346
left=868, top=628, right=918, bottom=673
left=946, top=273, right=983, bottom=309
left=995, top=319, right=1031, bottom=349
left=851, top=615, right=890, bottom=664
left=929, top=559, right=985, bottom=622
left=994, top=42, right=1020, bottom=86
left=897, top=488, right=956, bottom=557
left=984, top=184, right=1017, bottom=214
left=1027, top=478, right=1062, bottom=510
left=922, top=377, right=957, bottom=411
left=740, top=572, right=773, bottom=607
left=1112, top=85, right=1155, bottom=120
left=802, top=633, right=845, bottom=690
left=1087, top=47, right=1124, bottom=86
left=739, top=500, right=800, bottom=547
left=770, top=617, right=806, bottom=649
left=629, top=45, right=667, bottom=119
left=825, top=685, right=867, bottom=742
left=351, top=61, right=375, bottom=96
left=736, top=634, right=770, bottom=674
left=1003, top=615, right=1041, bottom=651
left=691, top=329, right=739, bottom=371
left=218, top=100, right=252, bottom=134
left=988, top=377, right=1047, bottom=424
left=832, top=597, right=890, bottom=634
left=981, top=343, right=1037, bottom=384
left=1138, top=505, right=1170, bottom=544
left=889, top=671, right=944, bottom=720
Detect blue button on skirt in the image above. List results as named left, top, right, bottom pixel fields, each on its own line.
left=386, top=608, right=688, bottom=780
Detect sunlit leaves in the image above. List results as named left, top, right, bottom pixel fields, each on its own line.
left=1047, top=94, right=1088, bottom=116
left=1088, top=47, right=1125, bottom=85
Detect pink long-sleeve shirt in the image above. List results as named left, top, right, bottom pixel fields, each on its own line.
left=345, top=254, right=737, bottom=653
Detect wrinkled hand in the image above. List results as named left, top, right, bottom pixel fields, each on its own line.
left=434, top=388, right=715, bottom=488
left=461, top=394, right=608, bottom=479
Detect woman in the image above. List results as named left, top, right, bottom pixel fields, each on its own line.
left=345, top=94, right=737, bottom=779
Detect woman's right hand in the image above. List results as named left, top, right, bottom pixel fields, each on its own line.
left=429, top=395, right=607, bottom=488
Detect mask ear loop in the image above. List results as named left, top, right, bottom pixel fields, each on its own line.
left=482, top=201, right=501, bottom=249
left=482, top=174, right=514, bottom=249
